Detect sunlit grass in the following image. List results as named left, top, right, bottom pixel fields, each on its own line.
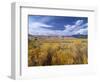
left=28, top=36, right=88, bottom=66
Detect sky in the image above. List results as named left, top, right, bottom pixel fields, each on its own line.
left=28, top=15, right=88, bottom=36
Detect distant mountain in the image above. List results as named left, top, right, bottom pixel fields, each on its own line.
left=72, top=34, right=87, bottom=38
left=28, top=33, right=87, bottom=39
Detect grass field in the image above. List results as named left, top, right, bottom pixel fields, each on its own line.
left=28, top=36, right=88, bottom=66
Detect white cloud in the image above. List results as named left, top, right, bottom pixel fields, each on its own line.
left=75, top=20, right=83, bottom=26
left=64, top=20, right=87, bottom=35
left=64, top=25, right=79, bottom=33
left=29, top=22, right=52, bottom=35
left=75, top=28, right=87, bottom=35
left=64, top=25, right=72, bottom=31
left=29, top=16, right=54, bottom=35
left=29, top=20, right=87, bottom=36
left=64, top=20, right=84, bottom=32
left=29, top=22, right=52, bottom=28
left=39, top=16, right=54, bottom=23
left=81, top=23, right=88, bottom=28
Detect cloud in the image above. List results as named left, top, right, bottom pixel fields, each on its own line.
left=29, top=19, right=88, bottom=36
left=29, top=22, right=53, bottom=35
left=64, top=20, right=87, bottom=35
left=75, top=28, right=87, bottom=35
left=81, top=23, right=88, bottom=28
left=29, top=16, right=55, bottom=24
left=29, top=22, right=52, bottom=28
left=75, top=20, right=83, bottom=26
left=39, top=16, right=54, bottom=23
left=64, top=25, right=72, bottom=31
left=64, top=20, right=84, bottom=32
left=29, top=16, right=56, bottom=35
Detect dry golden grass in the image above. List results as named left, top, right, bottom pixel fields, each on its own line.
left=28, top=36, right=88, bottom=66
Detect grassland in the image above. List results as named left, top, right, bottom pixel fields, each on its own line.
left=28, top=36, right=88, bottom=66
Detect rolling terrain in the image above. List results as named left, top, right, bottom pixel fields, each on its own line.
left=28, top=35, right=88, bottom=66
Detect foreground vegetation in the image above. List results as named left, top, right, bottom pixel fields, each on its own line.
left=28, top=36, right=88, bottom=66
